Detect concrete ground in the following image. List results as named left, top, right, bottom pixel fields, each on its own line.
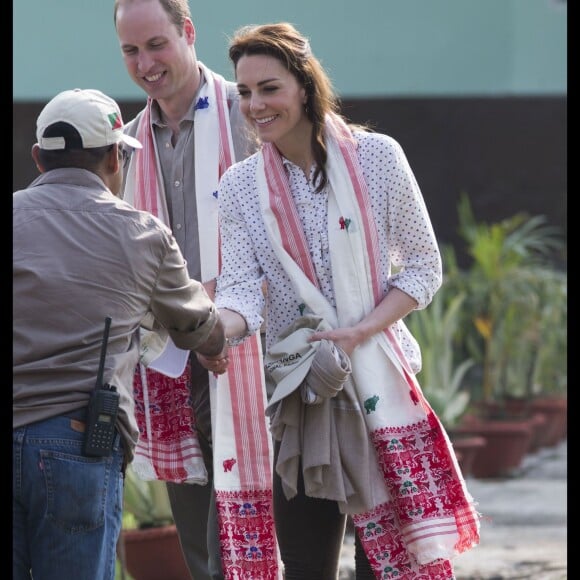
left=339, top=439, right=567, bottom=579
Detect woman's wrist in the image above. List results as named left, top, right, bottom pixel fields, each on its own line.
left=219, top=308, right=248, bottom=345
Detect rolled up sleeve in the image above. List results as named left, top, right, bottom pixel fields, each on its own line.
left=150, top=232, right=220, bottom=351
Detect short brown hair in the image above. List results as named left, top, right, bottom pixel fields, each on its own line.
left=113, top=0, right=191, bottom=32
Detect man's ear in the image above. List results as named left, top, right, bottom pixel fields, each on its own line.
left=184, top=17, right=196, bottom=44
left=31, top=144, right=44, bottom=173
left=108, top=143, right=121, bottom=174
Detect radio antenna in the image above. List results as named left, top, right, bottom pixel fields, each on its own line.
left=95, top=316, right=112, bottom=389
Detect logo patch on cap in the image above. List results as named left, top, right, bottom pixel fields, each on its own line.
left=108, top=112, right=123, bottom=130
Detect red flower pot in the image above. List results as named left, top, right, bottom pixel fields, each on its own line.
left=118, top=525, right=191, bottom=580
left=453, top=416, right=534, bottom=478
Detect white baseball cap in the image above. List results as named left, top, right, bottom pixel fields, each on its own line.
left=36, top=88, right=142, bottom=151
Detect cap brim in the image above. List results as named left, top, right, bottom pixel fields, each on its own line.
left=120, top=133, right=143, bottom=149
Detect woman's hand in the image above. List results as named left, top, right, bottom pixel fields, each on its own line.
left=308, top=288, right=419, bottom=356
left=203, top=278, right=217, bottom=301
left=307, top=326, right=364, bottom=357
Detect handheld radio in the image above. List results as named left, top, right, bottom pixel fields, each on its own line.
left=83, top=316, right=120, bottom=457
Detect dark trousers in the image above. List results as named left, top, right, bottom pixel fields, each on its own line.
left=273, top=441, right=375, bottom=580
left=166, top=356, right=223, bottom=580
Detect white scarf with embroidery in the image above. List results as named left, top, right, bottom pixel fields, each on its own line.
left=257, top=113, right=480, bottom=576
left=124, top=62, right=282, bottom=579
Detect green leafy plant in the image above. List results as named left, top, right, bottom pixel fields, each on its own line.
left=406, top=287, right=474, bottom=429
left=117, top=468, right=186, bottom=580
left=444, top=193, right=565, bottom=406
left=122, top=465, right=174, bottom=529
left=530, top=268, right=567, bottom=397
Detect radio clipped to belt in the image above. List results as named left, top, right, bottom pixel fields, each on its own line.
left=83, top=316, right=120, bottom=457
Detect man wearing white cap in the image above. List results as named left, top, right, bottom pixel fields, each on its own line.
left=13, top=88, right=230, bottom=580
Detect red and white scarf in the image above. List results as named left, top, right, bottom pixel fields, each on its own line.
left=124, top=63, right=282, bottom=579
left=257, top=113, right=480, bottom=579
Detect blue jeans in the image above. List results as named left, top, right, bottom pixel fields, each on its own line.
left=13, top=413, right=125, bottom=580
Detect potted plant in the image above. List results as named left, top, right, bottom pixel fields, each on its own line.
left=445, top=194, right=565, bottom=477
left=406, top=282, right=485, bottom=477
left=526, top=267, right=567, bottom=447
left=117, top=466, right=190, bottom=580
left=530, top=269, right=566, bottom=397
left=406, top=285, right=474, bottom=430
left=451, top=193, right=564, bottom=407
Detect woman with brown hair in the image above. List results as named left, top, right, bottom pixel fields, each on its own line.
left=212, top=22, right=481, bottom=579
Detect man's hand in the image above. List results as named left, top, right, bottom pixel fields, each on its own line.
left=196, top=342, right=229, bottom=375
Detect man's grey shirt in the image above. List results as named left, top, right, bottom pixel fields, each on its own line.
left=13, top=167, right=220, bottom=460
